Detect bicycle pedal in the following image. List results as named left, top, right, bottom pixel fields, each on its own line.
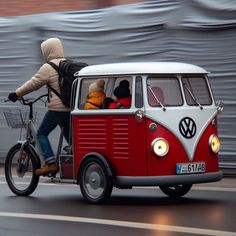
left=47, top=173, right=56, bottom=178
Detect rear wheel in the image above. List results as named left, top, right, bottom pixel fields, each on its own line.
left=79, top=157, right=113, bottom=204
left=5, top=143, right=40, bottom=196
left=160, top=184, right=192, bottom=197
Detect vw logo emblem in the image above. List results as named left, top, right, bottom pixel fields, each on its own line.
left=179, top=117, right=197, bottom=139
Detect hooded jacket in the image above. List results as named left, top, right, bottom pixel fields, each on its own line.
left=84, top=91, right=106, bottom=109
left=15, top=38, right=69, bottom=112
left=84, top=79, right=106, bottom=109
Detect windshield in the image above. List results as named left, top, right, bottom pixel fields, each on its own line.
left=147, top=77, right=183, bottom=107
left=182, top=76, right=212, bottom=106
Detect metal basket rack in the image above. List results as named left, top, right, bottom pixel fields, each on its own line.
left=3, top=109, right=36, bottom=129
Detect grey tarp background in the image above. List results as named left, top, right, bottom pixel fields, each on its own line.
left=0, top=0, right=235, bottom=170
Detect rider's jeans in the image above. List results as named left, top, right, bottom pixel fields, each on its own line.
left=37, top=111, right=70, bottom=164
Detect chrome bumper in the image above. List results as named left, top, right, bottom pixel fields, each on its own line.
left=116, top=171, right=223, bottom=187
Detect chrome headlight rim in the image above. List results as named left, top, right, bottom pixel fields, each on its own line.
left=151, top=138, right=169, bottom=157
left=209, top=134, right=220, bottom=154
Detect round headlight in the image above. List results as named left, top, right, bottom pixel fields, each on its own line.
left=209, top=134, right=220, bottom=154
left=151, top=138, right=169, bottom=157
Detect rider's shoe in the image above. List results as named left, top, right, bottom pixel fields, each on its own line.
left=35, top=163, right=58, bottom=176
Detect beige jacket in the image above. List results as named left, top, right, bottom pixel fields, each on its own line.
left=16, top=38, right=70, bottom=112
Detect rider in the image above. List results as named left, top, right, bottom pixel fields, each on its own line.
left=8, top=38, right=70, bottom=176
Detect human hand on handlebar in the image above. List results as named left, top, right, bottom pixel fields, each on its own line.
left=8, top=92, right=18, bottom=102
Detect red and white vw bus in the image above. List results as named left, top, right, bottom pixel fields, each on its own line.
left=68, top=62, right=223, bottom=203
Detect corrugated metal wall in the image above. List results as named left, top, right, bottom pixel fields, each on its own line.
left=0, top=0, right=235, bottom=170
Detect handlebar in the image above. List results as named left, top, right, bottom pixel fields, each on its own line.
left=21, top=93, right=48, bottom=106
left=5, top=93, right=48, bottom=120
left=5, top=94, right=48, bottom=106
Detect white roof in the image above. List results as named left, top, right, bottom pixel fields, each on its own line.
left=78, top=62, right=208, bottom=76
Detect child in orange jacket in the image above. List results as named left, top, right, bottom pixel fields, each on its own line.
left=84, top=79, right=106, bottom=109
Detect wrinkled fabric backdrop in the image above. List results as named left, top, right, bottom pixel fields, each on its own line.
left=0, top=0, right=235, bottom=171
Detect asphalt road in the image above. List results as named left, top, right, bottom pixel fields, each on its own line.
left=0, top=171, right=235, bottom=236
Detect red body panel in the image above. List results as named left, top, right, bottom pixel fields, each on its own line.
left=145, top=118, right=219, bottom=176
left=73, top=114, right=146, bottom=177
left=73, top=114, right=219, bottom=178
left=193, top=120, right=219, bottom=172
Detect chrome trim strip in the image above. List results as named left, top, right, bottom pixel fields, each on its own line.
left=115, top=171, right=223, bottom=187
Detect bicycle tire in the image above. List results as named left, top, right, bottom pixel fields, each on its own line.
left=5, top=143, right=40, bottom=196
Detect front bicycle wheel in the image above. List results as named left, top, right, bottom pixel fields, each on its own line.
left=5, top=143, right=40, bottom=196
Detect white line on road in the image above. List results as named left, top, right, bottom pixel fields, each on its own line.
left=191, top=186, right=236, bottom=192
left=0, top=211, right=235, bottom=236
left=0, top=180, right=236, bottom=192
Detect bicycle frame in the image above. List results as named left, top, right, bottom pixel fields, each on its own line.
left=16, top=119, right=38, bottom=169
left=13, top=94, right=65, bottom=169
left=4, top=93, right=73, bottom=197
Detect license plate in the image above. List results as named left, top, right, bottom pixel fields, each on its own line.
left=176, top=162, right=205, bottom=175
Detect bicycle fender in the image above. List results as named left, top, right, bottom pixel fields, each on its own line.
left=16, top=141, right=41, bottom=167
left=27, top=144, right=41, bottom=167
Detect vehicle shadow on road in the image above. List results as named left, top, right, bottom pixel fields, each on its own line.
left=105, top=188, right=225, bottom=206
left=106, top=195, right=222, bottom=206
left=3, top=187, right=224, bottom=209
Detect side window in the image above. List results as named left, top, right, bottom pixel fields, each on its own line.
left=78, top=78, right=107, bottom=109
left=147, top=77, right=183, bottom=106
left=78, top=77, right=133, bottom=110
left=135, top=76, right=143, bottom=108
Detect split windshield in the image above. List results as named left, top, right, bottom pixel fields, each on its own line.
left=147, top=77, right=183, bottom=107
left=147, top=76, right=212, bottom=107
left=182, top=76, right=212, bottom=106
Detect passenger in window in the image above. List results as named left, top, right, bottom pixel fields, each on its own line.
left=84, top=79, right=106, bottom=109
left=109, top=80, right=131, bottom=109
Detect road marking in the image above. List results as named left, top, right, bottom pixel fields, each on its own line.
left=192, top=186, right=236, bottom=192
left=0, top=181, right=75, bottom=187
left=0, top=211, right=235, bottom=236
left=0, top=180, right=236, bottom=192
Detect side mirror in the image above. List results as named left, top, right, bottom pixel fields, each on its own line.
left=217, top=101, right=224, bottom=113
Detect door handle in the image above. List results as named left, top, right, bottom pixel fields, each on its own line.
left=135, top=109, right=144, bottom=123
